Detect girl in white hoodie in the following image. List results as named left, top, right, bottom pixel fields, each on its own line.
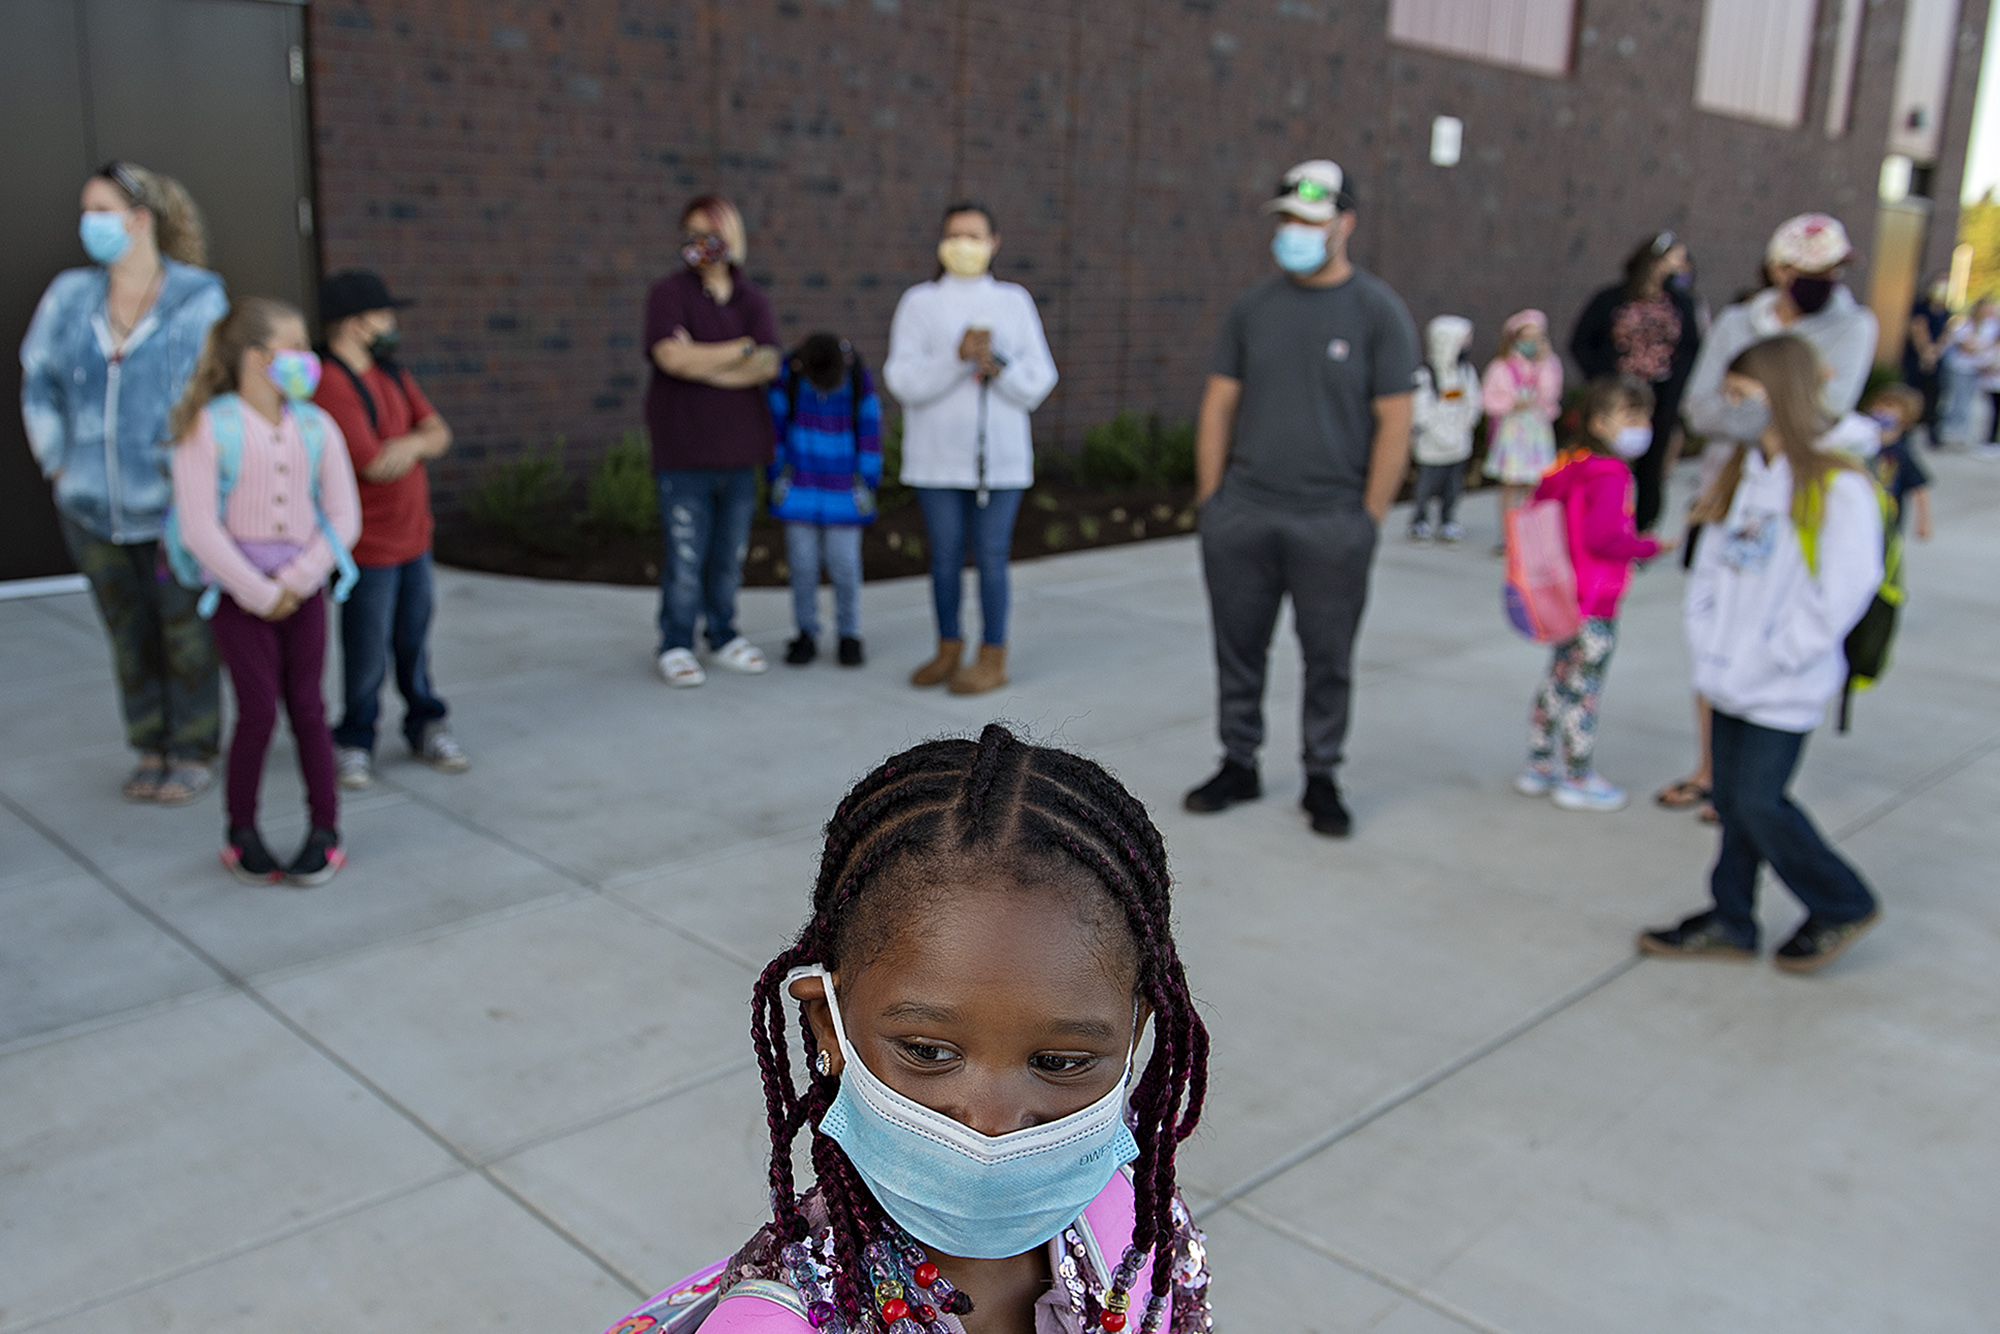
left=1640, top=335, right=1883, bottom=973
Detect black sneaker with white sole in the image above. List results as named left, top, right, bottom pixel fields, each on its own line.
left=1184, top=760, right=1260, bottom=813
left=287, top=827, right=346, bottom=887
left=222, top=826, right=284, bottom=885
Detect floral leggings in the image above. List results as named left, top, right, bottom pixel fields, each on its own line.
left=1529, top=617, right=1618, bottom=780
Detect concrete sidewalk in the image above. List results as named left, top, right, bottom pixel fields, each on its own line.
left=3, top=457, right=1996, bottom=1334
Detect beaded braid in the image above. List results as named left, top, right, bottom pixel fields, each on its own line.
left=745, top=724, right=1209, bottom=1333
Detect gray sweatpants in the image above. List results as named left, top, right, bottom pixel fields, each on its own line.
left=1199, top=487, right=1378, bottom=779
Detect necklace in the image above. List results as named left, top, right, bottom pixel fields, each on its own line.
left=106, top=261, right=164, bottom=355
left=777, top=1217, right=1156, bottom=1334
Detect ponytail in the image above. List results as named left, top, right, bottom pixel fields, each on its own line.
left=98, top=161, right=208, bottom=268
left=167, top=297, right=298, bottom=442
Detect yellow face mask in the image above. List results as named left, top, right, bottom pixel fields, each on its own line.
left=937, top=236, right=994, bottom=278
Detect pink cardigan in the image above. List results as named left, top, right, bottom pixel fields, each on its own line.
left=1480, top=352, right=1562, bottom=424
left=169, top=400, right=361, bottom=617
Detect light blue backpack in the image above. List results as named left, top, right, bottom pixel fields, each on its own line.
left=162, top=393, right=358, bottom=617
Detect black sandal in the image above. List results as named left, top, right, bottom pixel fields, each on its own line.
left=1654, top=777, right=1712, bottom=810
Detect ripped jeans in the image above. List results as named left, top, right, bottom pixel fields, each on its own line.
left=655, top=468, right=758, bottom=653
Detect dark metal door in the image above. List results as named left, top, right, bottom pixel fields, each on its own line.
left=0, top=0, right=315, bottom=583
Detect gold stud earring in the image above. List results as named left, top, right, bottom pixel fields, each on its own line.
left=815, top=1050, right=834, bottom=1077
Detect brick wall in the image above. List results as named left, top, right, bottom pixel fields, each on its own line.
left=309, top=0, right=1987, bottom=509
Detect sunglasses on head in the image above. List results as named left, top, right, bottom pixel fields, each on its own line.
left=99, top=161, right=145, bottom=204
left=1278, top=178, right=1335, bottom=204
left=1651, top=230, right=1680, bottom=256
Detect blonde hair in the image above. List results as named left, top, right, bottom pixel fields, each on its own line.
left=1689, top=335, right=1856, bottom=526
left=99, top=162, right=208, bottom=268
left=681, top=195, right=746, bottom=264
left=168, top=297, right=300, bottom=442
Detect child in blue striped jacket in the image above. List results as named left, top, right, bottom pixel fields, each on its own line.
left=769, top=333, right=883, bottom=666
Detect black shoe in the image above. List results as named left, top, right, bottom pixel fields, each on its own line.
left=838, top=636, right=866, bottom=667
left=287, top=826, right=346, bottom=887
left=1301, top=775, right=1352, bottom=838
left=785, top=633, right=818, bottom=666
left=1774, top=909, right=1880, bottom=973
left=1636, top=910, right=1757, bottom=961
left=1184, top=760, right=1260, bottom=813
left=222, top=826, right=284, bottom=885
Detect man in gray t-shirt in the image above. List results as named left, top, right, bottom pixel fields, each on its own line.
left=1186, top=159, right=1419, bottom=838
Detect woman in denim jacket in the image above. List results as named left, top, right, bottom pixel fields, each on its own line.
left=20, top=162, right=229, bottom=802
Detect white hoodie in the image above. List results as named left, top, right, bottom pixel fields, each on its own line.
left=1684, top=449, right=1883, bottom=733
left=883, top=273, right=1059, bottom=490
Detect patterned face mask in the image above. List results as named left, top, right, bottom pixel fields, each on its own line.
left=264, top=349, right=323, bottom=401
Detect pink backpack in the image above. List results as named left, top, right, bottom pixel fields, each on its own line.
left=1502, top=499, right=1582, bottom=643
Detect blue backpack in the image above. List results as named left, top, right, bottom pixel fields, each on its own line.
left=162, top=394, right=359, bottom=617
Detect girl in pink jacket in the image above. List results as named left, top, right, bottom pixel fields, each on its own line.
left=167, top=298, right=360, bottom=885
left=1515, top=377, right=1665, bottom=812
left=600, top=726, right=1213, bottom=1334
left=1481, top=309, right=1564, bottom=548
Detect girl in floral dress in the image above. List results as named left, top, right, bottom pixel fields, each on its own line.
left=1482, top=309, right=1565, bottom=552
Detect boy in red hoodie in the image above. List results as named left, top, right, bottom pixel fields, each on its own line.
left=1516, top=376, right=1665, bottom=811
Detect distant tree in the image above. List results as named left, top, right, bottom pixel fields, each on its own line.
left=1959, top=191, right=2000, bottom=303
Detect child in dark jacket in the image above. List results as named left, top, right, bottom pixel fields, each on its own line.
left=1516, top=376, right=1665, bottom=812
left=1862, top=383, right=1933, bottom=540
left=769, top=333, right=883, bottom=666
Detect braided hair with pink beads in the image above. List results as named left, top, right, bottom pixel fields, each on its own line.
left=748, top=723, right=1209, bottom=1332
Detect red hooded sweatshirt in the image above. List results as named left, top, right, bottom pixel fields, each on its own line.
left=1532, top=450, right=1665, bottom=618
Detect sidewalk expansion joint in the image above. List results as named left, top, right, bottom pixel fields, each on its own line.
left=1831, top=725, right=2000, bottom=841
left=1195, top=954, right=1644, bottom=1216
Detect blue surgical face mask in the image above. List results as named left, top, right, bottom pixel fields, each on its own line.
left=1272, top=222, right=1329, bottom=276
left=1717, top=395, right=1772, bottom=442
left=788, top=964, right=1140, bottom=1260
left=265, top=349, right=323, bottom=401
left=1611, top=424, right=1654, bottom=460
left=80, top=210, right=131, bottom=265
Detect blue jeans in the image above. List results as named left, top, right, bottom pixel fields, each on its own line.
left=915, top=486, right=1024, bottom=646
left=334, top=553, right=448, bottom=753
left=785, top=522, right=863, bottom=640
left=1706, top=710, right=1878, bottom=947
left=656, top=468, right=758, bottom=653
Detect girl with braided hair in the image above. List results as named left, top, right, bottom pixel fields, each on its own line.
left=604, top=724, right=1213, bottom=1334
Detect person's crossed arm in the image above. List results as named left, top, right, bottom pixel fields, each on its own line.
left=653, top=327, right=780, bottom=388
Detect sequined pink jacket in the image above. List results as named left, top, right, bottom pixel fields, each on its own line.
left=602, top=1171, right=1211, bottom=1334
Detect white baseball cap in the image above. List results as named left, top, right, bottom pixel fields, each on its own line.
left=1263, top=160, right=1351, bottom=224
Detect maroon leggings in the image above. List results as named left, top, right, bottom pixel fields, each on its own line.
left=210, top=591, right=339, bottom=832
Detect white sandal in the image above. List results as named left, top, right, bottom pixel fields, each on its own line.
left=712, top=636, right=769, bottom=674
left=657, top=647, right=706, bottom=687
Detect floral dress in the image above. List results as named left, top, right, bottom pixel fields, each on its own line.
left=1481, top=353, right=1564, bottom=485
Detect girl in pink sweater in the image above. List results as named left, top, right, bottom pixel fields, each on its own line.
left=168, top=298, right=360, bottom=885
left=1515, top=376, right=1664, bottom=812
left=1481, top=309, right=1564, bottom=549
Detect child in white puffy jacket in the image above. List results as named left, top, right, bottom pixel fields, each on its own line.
left=1408, top=315, right=1481, bottom=542
left=1640, top=335, right=1884, bottom=974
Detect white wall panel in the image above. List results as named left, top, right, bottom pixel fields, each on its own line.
left=1888, top=0, right=1964, bottom=161
left=1694, top=0, right=1819, bottom=129
left=1388, top=0, right=1574, bottom=78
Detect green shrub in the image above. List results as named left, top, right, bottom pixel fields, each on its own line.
left=876, top=414, right=912, bottom=511
left=469, top=443, right=577, bottom=555
left=1072, top=412, right=1198, bottom=490
left=586, top=433, right=659, bottom=536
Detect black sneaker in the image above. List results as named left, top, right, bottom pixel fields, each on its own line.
left=287, top=826, right=346, bottom=888
left=1636, top=910, right=1756, bottom=961
left=785, top=634, right=818, bottom=666
left=1774, top=909, right=1880, bottom=974
left=1301, top=775, right=1352, bottom=838
left=837, top=636, right=865, bottom=667
left=221, top=826, right=284, bottom=885
left=1184, top=760, right=1260, bottom=813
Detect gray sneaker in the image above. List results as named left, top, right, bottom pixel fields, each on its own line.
left=415, top=723, right=470, bottom=773
left=336, top=746, right=374, bottom=791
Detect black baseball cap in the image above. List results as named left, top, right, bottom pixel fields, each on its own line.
left=321, top=270, right=414, bottom=324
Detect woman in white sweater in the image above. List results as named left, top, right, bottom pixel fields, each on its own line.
left=1641, top=335, right=1884, bottom=973
left=883, top=202, right=1058, bottom=694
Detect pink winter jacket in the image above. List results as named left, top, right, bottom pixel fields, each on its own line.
left=1532, top=451, right=1663, bottom=618
left=1479, top=352, right=1562, bottom=425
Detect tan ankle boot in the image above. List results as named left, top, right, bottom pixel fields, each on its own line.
left=910, top=639, right=964, bottom=687
left=948, top=643, right=1009, bottom=695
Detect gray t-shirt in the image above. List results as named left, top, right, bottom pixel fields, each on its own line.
left=1211, top=268, right=1420, bottom=509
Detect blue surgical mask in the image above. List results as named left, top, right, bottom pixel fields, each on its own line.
left=265, top=350, right=323, bottom=401
left=1611, top=424, right=1654, bottom=460
left=1272, top=223, right=1329, bottom=276
left=1717, top=396, right=1772, bottom=442
left=788, top=964, right=1140, bottom=1260
left=80, top=211, right=131, bottom=265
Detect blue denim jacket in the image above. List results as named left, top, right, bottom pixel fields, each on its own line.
left=20, top=260, right=228, bottom=543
